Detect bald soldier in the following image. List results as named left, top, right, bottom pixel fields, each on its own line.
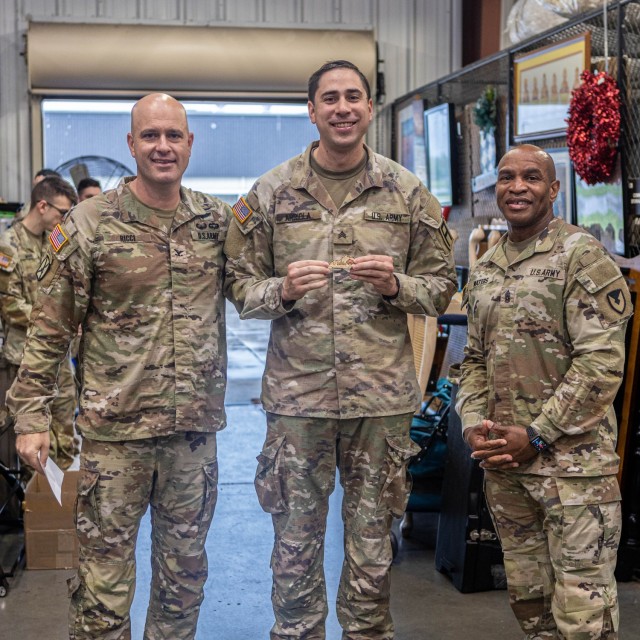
left=9, top=94, right=230, bottom=639
left=457, top=144, right=632, bottom=639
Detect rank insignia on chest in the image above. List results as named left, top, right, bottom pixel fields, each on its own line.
left=232, top=197, right=253, bottom=225
left=0, top=252, right=12, bottom=271
left=49, top=224, right=69, bottom=253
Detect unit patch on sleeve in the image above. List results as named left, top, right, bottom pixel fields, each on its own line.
left=232, top=197, right=254, bottom=225
left=606, top=288, right=627, bottom=315
left=36, top=252, right=52, bottom=281
left=49, top=223, right=69, bottom=253
left=438, top=220, right=453, bottom=253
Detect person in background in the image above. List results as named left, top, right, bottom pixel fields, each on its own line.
left=0, top=176, right=79, bottom=469
left=8, top=93, right=230, bottom=639
left=77, top=177, right=102, bottom=202
left=457, top=144, right=632, bottom=639
left=15, top=168, right=64, bottom=220
left=225, top=60, right=457, bottom=639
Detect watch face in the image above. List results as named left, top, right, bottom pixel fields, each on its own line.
left=530, top=435, right=548, bottom=451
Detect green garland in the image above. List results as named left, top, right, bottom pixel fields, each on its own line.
left=473, top=86, right=497, bottom=134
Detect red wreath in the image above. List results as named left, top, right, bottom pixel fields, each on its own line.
left=566, top=70, right=621, bottom=185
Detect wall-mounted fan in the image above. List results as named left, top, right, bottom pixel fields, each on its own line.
left=55, top=155, right=133, bottom=192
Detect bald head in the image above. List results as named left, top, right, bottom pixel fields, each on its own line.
left=130, top=93, right=189, bottom=136
left=126, top=92, right=194, bottom=207
left=499, top=144, right=556, bottom=182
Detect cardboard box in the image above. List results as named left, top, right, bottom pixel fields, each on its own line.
left=24, top=470, right=79, bottom=570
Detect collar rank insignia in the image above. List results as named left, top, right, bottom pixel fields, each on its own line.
left=49, top=224, right=69, bottom=253
left=232, top=197, right=253, bottom=225
left=607, top=288, right=626, bottom=315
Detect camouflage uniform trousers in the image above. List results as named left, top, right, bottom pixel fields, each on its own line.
left=484, top=470, right=621, bottom=640
left=256, top=412, right=419, bottom=640
left=0, top=357, right=78, bottom=470
left=68, top=432, right=218, bottom=640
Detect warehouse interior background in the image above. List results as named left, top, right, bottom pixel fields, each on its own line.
left=2, top=1, right=640, bottom=638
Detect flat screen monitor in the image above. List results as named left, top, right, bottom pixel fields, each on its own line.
left=395, top=97, right=427, bottom=185
left=574, top=158, right=625, bottom=256
left=424, top=103, right=457, bottom=206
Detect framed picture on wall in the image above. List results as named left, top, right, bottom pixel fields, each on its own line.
left=545, top=148, right=573, bottom=223
left=395, top=97, right=428, bottom=185
left=423, top=103, right=457, bottom=206
left=514, top=32, right=591, bottom=139
left=574, top=158, right=626, bottom=256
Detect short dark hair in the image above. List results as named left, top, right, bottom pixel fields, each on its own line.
left=77, top=177, right=101, bottom=192
left=31, top=176, right=78, bottom=210
left=308, top=60, right=371, bottom=104
left=34, top=168, right=61, bottom=180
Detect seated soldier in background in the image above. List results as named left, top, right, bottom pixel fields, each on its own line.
left=0, top=176, right=80, bottom=469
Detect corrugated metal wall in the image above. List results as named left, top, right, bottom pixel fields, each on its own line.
left=0, top=0, right=461, bottom=201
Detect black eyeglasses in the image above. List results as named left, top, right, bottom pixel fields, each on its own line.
left=45, top=201, right=70, bottom=217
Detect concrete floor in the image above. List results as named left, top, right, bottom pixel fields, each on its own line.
left=2, top=305, right=640, bottom=638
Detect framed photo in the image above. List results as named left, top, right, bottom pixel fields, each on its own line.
left=395, top=97, right=427, bottom=185
left=545, top=148, right=573, bottom=223
left=574, top=158, right=626, bottom=256
left=514, top=32, right=590, bottom=139
left=423, top=103, right=457, bottom=206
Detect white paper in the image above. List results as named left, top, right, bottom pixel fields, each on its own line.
left=43, top=456, right=65, bottom=506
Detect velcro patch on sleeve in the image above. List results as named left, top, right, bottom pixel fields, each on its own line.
left=232, top=197, right=254, bottom=225
left=36, top=252, right=53, bottom=281
left=0, top=252, right=13, bottom=272
left=49, top=223, right=70, bottom=253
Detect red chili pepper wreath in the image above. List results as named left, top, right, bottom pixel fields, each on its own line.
left=566, top=69, right=621, bottom=185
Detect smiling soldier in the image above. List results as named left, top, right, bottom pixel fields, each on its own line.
left=457, top=144, right=632, bottom=639
left=9, top=93, right=230, bottom=640
left=224, top=60, right=457, bottom=639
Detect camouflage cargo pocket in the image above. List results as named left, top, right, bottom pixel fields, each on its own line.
left=75, top=468, right=104, bottom=550
left=379, top=435, right=421, bottom=518
left=198, top=460, right=218, bottom=532
left=254, top=435, right=287, bottom=515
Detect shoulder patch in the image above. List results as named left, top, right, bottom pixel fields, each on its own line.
left=0, top=252, right=13, bottom=272
left=36, top=252, right=52, bottom=281
left=438, top=220, right=454, bottom=253
left=49, top=224, right=69, bottom=253
left=606, top=288, right=627, bottom=315
left=232, top=197, right=254, bottom=225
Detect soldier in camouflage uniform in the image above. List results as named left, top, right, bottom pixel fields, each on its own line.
left=0, top=176, right=79, bottom=469
left=225, top=60, right=457, bottom=639
left=9, top=93, right=230, bottom=640
left=457, top=145, right=632, bottom=639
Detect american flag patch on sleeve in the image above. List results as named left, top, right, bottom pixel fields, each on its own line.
left=49, top=224, right=69, bottom=253
left=232, top=197, right=254, bottom=225
left=0, top=253, right=12, bottom=270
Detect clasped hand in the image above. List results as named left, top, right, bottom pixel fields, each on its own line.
left=282, top=255, right=398, bottom=302
left=465, top=420, right=537, bottom=470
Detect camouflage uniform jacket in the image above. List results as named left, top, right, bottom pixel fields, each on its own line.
left=225, top=142, right=457, bottom=419
left=456, top=217, right=632, bottom=477
left=0, top=222, right=48, bottom=365
left=8, top=179, right=230, bottom=440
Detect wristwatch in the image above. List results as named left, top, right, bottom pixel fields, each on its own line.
left=526, top=426, right=549, bottom=452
